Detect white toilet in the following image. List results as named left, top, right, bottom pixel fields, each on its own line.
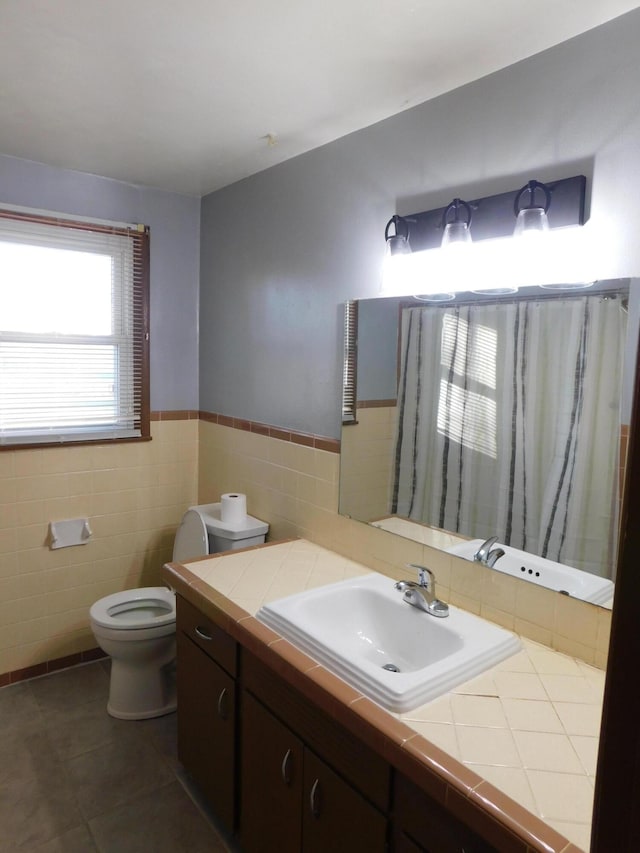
left=90, top=502, right=269, bottom=719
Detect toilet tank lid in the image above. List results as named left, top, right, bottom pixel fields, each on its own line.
left=188, top=503, right=269, bottom=539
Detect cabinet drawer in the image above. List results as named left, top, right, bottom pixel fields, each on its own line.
left=177, top=594, right=237, bottom=676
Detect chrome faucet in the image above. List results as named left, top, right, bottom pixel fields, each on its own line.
left=473, top=536, right=505, bottom=568
left=395, top=564, right=449, bottom=617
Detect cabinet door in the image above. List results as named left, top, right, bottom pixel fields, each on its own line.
left=177, top=631, right=236, bottom=830
left=240, top=691, right=304, bottom=853
left=303, top=748, right=388, bottom=853
left=393, top=774, right=496, bottom=853
left=393, top=832, right=424, bottom=853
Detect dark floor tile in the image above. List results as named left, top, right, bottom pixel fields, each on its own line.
left=66, top=736, right=174, bottom=820
left=89, top=781, right=227, bottom=853
left=27, top=822, right=98, bottom=852
left=0, top=681, right=45, bottom=737
left=177, top=771, right=241, bottom=853
left=133, top=711, right=180, bottom=771
left=0, top=730, right=56, bottom=783
left=2, top=662, right=235, bottom=852
left=29, top=663, right=110, bottom=713
left=45, top=698, right=136, bottom=762
left=0, top=732, right=82, bottom=851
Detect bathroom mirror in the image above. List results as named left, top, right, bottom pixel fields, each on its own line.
left=339, top=279, right=639, bottom=607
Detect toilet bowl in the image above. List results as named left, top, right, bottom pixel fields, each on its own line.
left=90, top=502, right=269, bottom=720
left=90, top=587, right=177, bottom=719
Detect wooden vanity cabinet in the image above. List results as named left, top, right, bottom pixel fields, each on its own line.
left=393, top=773, right=496, bottom=853
left=240, top=651, right=389, bottom=853
left=176, top=596, right=238, bottom=831
left=240, top=690, right=304, bottom=853
left=301, top=747, right=388, bottom=853
left=175, top=595, right=503, bottom=853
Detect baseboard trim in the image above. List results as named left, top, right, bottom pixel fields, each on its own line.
left=0, top=647, right=108, bottom=688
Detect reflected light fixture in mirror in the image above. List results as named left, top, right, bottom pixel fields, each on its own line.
left=513, top=179, right=551, bottom=238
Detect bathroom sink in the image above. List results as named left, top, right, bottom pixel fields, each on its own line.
left=256, top=573, right=521, bottom=713
left=447, top=540, right=614, bottom=606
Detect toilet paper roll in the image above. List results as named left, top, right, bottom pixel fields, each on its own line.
left=220, top=493, right=248, bottom=525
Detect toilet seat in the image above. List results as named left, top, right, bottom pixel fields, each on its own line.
left=173, top=508, right=209, bottom=562
left=90, top=586, right=175, bottom=631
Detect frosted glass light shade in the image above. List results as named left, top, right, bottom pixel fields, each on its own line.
left=514, top=207, right=550, bottom=237
left=441, top=221, right=472, bottom=248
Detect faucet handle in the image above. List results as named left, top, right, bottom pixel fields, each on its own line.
left=473, top=536, right=498, bottom=562
left=406, top=563, right=434, bottom=590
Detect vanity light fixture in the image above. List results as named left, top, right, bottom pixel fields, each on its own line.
left=384, top=214, right=411, bottom=258
left=382, top=214, right=412, bottom=294
left=513, top=180, right=551, bottom=237
left=441, top=198, right=473, bottom=248
left=380, top=174, right=586, bottom=297
left=384, top=174, right=585, bottom=255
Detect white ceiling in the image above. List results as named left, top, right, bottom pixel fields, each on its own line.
left=1, top=1, right=638, bottom=197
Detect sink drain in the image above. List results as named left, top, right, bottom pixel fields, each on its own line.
left=382, top=663, right=401, bottom=672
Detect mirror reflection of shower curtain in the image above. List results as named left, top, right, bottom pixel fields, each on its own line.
left=391, top=295, right=626, bottom=577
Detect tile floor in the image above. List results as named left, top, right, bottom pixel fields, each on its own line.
left=0, top=660, right=239, bottom=852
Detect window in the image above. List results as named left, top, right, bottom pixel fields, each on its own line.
left=0, top=208, right=149, bottom=447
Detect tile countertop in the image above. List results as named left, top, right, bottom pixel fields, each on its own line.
left=164, top=538, right=603, bottom=853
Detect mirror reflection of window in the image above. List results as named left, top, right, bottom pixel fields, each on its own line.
left=438, top=315, right=498, bottom=459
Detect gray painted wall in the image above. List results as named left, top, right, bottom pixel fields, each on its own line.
left=357, top=297, right=402, bottom=402
left=199, top=9, right=640, bottom=439
left=0, top=153, right=200, bottom=411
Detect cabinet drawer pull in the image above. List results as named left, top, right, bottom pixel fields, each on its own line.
left=281, top=748, right=293, bottom=785
left=310, top=778, right=321, bottom=818
left=217, top=687, right=228, bottom=719
left=195, top=625, right=214, bottom=641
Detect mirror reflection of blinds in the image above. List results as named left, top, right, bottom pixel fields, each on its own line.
left=342, top=300, right=358, bottom=424
left=0, top=208, right=149, bottom=446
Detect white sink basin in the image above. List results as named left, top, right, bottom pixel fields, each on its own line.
left=447, top=540, right=614, bottom=606
left=257, top=573, right=521, bottom=713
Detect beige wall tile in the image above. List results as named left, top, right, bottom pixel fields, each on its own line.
left=514, top=582, right=557, bottom=631
left=513, top=617, right=553, bottom=647
left=555, top=595, right=599, bottom=638
left=16, top=473, right=69, bottom=502
left=14, top=450, right=44, bottom=477
left=0, top=420, right=198, bottom=676
left=0, top=452, right=15, bottom=478
left=1, top=418, right=612, bottom=678
left=479, top=604, right=515, bottom=631
left=0, top=478, right=17, bottom=504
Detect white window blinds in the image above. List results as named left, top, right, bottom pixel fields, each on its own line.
left=0, top=209, right=149, bottom=446
left=342, top=300, right=358, bottom=424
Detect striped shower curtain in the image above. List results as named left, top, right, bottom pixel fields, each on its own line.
left=391, top=294, right=627, bottom=577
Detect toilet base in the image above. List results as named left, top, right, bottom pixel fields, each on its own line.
left=107, top=697, right=177, bottom=720
left=105, top=648, right=176, bottom=721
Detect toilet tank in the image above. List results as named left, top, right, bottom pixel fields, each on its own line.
left=210, top=531, right=267, bottom=552
left=193, top=503, right=269, bottom=553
